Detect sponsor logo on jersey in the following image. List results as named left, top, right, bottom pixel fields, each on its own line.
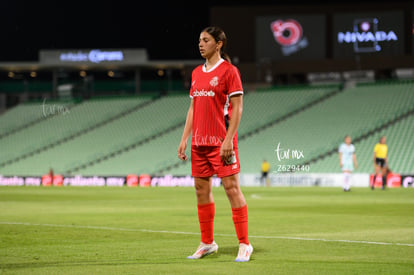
left=193, top=89, right=215, bottom=97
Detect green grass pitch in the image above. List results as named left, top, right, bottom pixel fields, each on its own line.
left=1, top=186, right=413, bottom=274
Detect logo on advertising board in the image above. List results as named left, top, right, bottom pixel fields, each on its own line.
left=337, top=18, right=398, bottom=53
left=369, top=173, right=401, bottom=188
left=270, top=19, right=309, bottom=56
left=59, top=49, right=124, bottom=63
left=402, top=175, right=414, bottom=188
left=126, top=174, right=139, bottom=187
left=138, top=174, right=151, bottom=187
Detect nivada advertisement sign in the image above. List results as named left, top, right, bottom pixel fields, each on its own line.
left=333, top=11, right=404, bottom=58
left=255, top=15, right=326, bottom=61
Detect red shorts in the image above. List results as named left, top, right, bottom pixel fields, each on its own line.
left=191, top=146, right=241, bottom=178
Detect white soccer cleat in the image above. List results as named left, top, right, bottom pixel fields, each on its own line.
left=235, top=243, right=253, bottom=262
left=187, top=241, right=218, bottom=259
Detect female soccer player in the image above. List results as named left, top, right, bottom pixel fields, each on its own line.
left=338, top=135, right=358, bottom=192
left=177, top=26, right=252, bottom=262
left=371, top=136, right=388, bottom=190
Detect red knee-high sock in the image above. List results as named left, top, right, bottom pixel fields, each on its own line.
left=198, top=202, right=215, bottom=244
left=232, top=204, right=249, bottom=244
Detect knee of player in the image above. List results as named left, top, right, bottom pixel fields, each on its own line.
left=195, top=186, right=211, bottom=198
left=223, top=184, right=241, bottom=197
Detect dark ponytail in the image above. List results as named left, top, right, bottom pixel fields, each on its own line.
left=221, top=52, right=231, bottom=64
left=202, top=26, right=231, bottom=63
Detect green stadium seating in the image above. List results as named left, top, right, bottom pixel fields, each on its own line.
left=0, top=101, right=57, bottom=136
left=239, top=85, right=339, bottom=136
left=0, top=96, right=151, bottom=165
left=76, top=127, right=185, bottom=176
left=237, top=81, right=414, bottom=174
left=0, top=95, right=188, bottom=176
left=1, top=80, right=413, bottom=176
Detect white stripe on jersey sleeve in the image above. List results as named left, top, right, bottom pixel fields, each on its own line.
left=229, top=91, right=243, bottom=97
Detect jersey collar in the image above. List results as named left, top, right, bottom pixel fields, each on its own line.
left=202, top=58, right=225, bottom=73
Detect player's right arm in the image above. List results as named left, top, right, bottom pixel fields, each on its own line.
left=177, top=99, right=194, bottom=161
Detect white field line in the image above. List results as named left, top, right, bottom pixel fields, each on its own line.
left=1, top=221, right=413, bottom=247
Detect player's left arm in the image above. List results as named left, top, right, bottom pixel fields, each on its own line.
left=220, top=94, right=243, bottom=160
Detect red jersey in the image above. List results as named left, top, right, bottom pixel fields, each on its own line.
left=190, top=58, right=243, bottom=147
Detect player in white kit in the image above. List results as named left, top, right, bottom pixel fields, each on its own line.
left=338, top=135, right=358, bottom=192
